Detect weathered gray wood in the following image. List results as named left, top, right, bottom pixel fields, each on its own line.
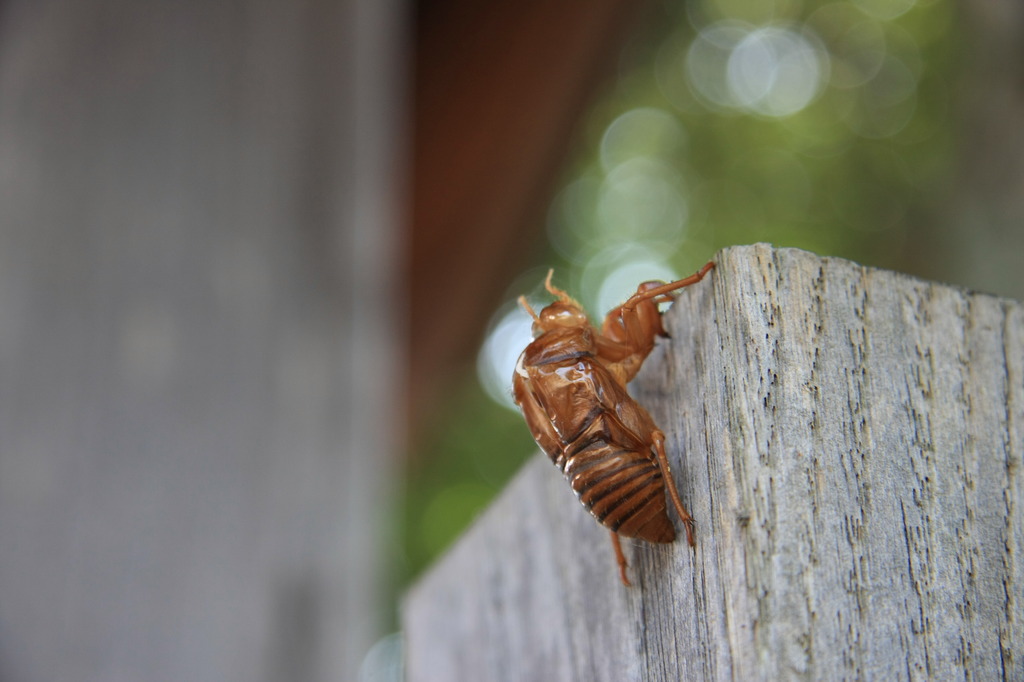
left=404, top=244, right=1024, bottom=681
left=0, top=1, right=402, bottom=680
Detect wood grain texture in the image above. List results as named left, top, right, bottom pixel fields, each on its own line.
left=404, top=244, right=1023, bottom=681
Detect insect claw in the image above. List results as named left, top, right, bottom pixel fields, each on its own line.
left=683, top=519, right=696, bottom=547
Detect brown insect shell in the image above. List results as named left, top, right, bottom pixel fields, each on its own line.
left=513, top=303, right=676, bottom=544
left=530, top=300, right=589, bottom=335
left=514, top=323, right=604, bottom=452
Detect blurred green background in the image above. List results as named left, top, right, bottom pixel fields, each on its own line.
left=401, top=0, right=982, bottom=598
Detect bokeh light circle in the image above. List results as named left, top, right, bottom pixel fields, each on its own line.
left=599, top=107, right=687, bottom=172
left=596, top=157, right=689, bottom=251
left=688, top=21, right=828, bottom=117
left=476, top=304, right=536, bottom=411
left=727, top=26, right=828, bottom=116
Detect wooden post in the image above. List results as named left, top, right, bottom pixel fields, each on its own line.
left=404, top=244, right=1024, bottom=681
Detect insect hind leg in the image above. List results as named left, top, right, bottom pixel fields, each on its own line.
left=609, top=531, right=630, bottom=586
left=652, top=430, right=695, bottom=546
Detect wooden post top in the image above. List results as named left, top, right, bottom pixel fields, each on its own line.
left=404, top=244, right=1024, bottom=681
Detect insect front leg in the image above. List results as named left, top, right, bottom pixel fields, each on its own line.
left=597, top=262, right=715, bottom=384
left=598, top=297, right=664, bottom=362
left=511, top=369, right=568, bottom=467
left=652, top=430, right=695, bottom=546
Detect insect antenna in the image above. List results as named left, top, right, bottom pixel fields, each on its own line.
left=544, top=269, right=583, bottom=308
left=518, top=295, right=540, bottom=322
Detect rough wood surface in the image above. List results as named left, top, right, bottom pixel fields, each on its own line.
left=404, top=244, right=1024, bottom=681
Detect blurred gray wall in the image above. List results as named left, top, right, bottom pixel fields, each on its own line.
left=0, top=1, right=404, bottom=680
left=945, top=1, right=1024, bottom=301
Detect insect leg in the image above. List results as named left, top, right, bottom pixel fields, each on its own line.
left=619, top=261, right=715, bottom=313
left=597, top=263, right=715, bottom=383
left=652, top=430, right=695, bottom=546
left=609, top=530, right=630, bottom=586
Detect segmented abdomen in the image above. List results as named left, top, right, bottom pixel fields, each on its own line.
left=561, top=437, right=675, bottom=543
